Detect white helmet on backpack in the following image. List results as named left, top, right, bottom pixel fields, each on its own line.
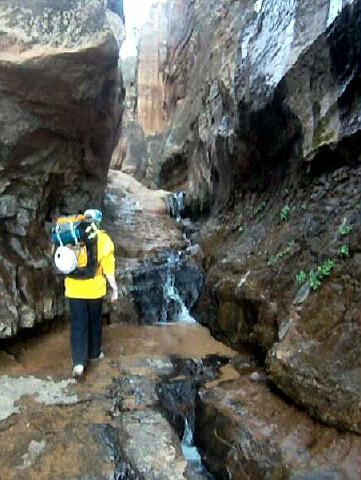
left=54, top=246, right=78, bottom=274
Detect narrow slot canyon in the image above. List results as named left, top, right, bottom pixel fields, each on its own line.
left=0, top=1, right=360, bottom=479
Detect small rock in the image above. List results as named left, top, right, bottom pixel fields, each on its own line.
left=249, top=371, right=263, bottom=382
left=0, top=194, right=17, bottom=218
left=294, top=283, right=310, bottom=305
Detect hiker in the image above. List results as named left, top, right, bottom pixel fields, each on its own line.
left=54, top=209, right=118, bottom=378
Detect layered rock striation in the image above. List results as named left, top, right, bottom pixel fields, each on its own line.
left=0, top=0, right=124, bottom=337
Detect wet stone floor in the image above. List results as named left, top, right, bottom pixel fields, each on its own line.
left=0, top=322, right=237, bottom=480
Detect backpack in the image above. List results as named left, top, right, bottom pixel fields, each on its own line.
left=51, top=214, right=93, bottom=247
left=51, top=214, right=98, bottom=278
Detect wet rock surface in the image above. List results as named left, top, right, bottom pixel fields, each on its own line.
left=196, top=163, right=361, bottom=434
left=0, top=322, right=236, bottom=479
left=196, top=368, right=361, bottom=480
left=1, top=322, right=359, bottom=480
left=132, top=252, right=203, bottom=324
left=0, top=0, right=124, bottom=337
left=139, top=0, right=361, bottom=437
left=102, top=170, right=203, bottom=324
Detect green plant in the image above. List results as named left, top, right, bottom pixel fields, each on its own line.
left=301, top=202, right=307, bottom=210
left=338, top=244, right=349, bottom=257
left=238, top=225, right=245, bottom=234
left=309, top=270, right=321, bottom=290
left=317, top=258, right=335, bottom=276
left=280, top=204, right=291, bottom=221
left=296, top=270, right=307, bottom=284
left=309, top=258, right=335, bottom=290
left=267, top=241, right=295, bottom=266
left=338, top=218, right=352, bottom=236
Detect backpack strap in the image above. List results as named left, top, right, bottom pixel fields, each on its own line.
left=55, top=224, right=63, bottom=247
left=67, top=236, right=98, bottom=279
left=70, top=221, right=79, bottom=245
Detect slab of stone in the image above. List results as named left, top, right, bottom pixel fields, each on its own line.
left=116, top=409, right=187, bottom=480
left=0, top=323, right=235, bottom=479
left=267, top=297, right=361, bottom=434
left=0, top=375, right=78, bottom=421
left=196, top=370, right=361, bottom=480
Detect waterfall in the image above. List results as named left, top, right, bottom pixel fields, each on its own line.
left=181, top=418, right=202, bottom=462
left=133, top=250, right=203, bottom=324
left=161, top=253, right=195, bottom=324
left=181, top=418, right=214, bottom=479
left=161, top=191, right=198, bottom=323
left=167, top=191, right=186, bottom=222
left=132, top=191, right=203, bottom=324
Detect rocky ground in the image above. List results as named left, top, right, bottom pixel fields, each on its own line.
left=0, top=322, right=235, bottom=480
left=0, top=321, right=359, bottom=480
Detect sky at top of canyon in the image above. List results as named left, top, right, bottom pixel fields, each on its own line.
left=120, top=0, right=167, bottom=57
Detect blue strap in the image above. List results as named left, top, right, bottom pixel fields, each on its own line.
left=55, top=224, right=63, bottom=247
left=70, top=222, right=78, bottom=245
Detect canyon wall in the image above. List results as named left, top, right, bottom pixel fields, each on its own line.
left=111, top=1, right=189, bottom=189
left=147, top=0, right=361, bottom=476
left=0, top=0, right=124, bottom=337
left=111, top=2, right=169, bottom=184
left=137, top=3, right=169, bottom=136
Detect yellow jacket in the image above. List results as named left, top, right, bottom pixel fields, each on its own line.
left=65, top=230, right=115, bottom=299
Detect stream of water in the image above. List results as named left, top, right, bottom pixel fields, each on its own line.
left=161, top=192, right=213, bottom=477
left=181, top=419, right=214, bottom=479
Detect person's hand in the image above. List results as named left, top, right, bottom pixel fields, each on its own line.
left=110, top=289, right=119, bottom=303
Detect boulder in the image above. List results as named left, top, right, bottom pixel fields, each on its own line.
left=0, top=0, right=124, bottom=337
left=196, top=369, right=361, bottom=480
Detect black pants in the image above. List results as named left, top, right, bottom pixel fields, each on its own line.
left=68, top=298, right=103, bottom=366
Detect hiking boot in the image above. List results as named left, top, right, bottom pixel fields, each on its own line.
left=72, top=364, right=84, bottom=377
left=89, top=351, right=105, bottom=362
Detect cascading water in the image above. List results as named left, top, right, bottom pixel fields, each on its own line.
left=133, top=250, right=203, bottom=324
left=181, top=418, right=213, bottom=480
left=182, top=418, right=201, bottom=462
left=157, top=357, right=225, bottom=480
left=160, top=252, right=196, bottom=324
left=167, top=191, right=186, bottom=222
left=181, top=418, right=214, bottom=478
left=103, top=174, right=203, bottom=325
left=132, top=191, right=203, bottom=324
